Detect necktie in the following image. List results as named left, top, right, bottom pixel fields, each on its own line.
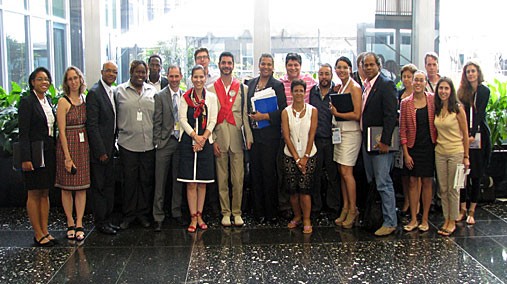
left=109, top=89, right=116, bottom=131
left=173, top=93, right=179, bottom=138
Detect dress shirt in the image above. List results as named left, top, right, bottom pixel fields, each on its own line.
left=280, top=73, right=317, bottom=105
left=38, top=95, right=55, bottom=137
left=309, top=83, right=335, bottom=138
left=147, top=76, right=162, bottom=92
left=116, top=81, right=156, bottom=152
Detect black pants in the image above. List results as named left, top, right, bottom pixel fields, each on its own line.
left=90, top=157, right=115, bottom=226
left=313, top=137, right=341, bottom=212
left=119, top=147, right=155, bottom=222
left=251, top=141, right=279, bottom=220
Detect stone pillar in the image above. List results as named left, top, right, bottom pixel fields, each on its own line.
left=412, top=0, right=436, bottom=68
left=253, top=0, right=270, bottom=75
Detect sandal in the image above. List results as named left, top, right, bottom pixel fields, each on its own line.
left=196, top=212, right=208, bottom=230
left=303, top=225, right=313, bottom=234
left=75, top=227, right=85, bottom=241
left=287, top=219, right=302, bottom=229
left=188, top=213, right=197, bottom=233
left=466, top=210, right=476, bottom=225
left=439, top=228, right=455, bottom=236
left=456, top=208, right=466, bottom=222
left=67, top=226, right=76, bottom=240
left=34, top=236, right=54, bottom=247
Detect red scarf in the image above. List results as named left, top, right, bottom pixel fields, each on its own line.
left=215, top=79, right=240, bottom=125
left=183, top=88, right=207, bottom=129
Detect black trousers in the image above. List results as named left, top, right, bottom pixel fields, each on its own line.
left=119, top=146, right=155, bottom=222
left=313, top=137, right=341, bottom=212
left=251, top=141, right=279, bottom=220
left=90, top=157, right=115, bottom=226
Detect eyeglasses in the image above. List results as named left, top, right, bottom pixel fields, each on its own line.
left=196, top=55, right=209, bottom=60
left=103, top=69, right=118, bottom=74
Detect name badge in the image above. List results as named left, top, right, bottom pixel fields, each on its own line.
left=79, top=132, right=85, bottom=143
left=332, top=127, right=342, bottom=144
left=175, top=121, right=180, bottom=131
left=137, top=111, right=143, bottom=121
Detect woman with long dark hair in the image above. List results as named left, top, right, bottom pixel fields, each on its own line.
left=456, top=61, right=491, bottom=225
left=434, top=77, right=469, bottom=236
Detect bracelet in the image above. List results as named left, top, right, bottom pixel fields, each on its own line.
left=296, top=158, right=301, bottom=163
left=464, top=156, right=469, bottom=159
left=304, top=153, right=310, bottom=158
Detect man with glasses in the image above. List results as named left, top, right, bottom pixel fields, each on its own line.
left=146, top=54, right=168, bottom=92
left=188, top=47, right=219, bottom=88
left=86, top=61, right=120, bottom=235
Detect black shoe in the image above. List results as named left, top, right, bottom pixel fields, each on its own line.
left=109, top=223, right=121, bottom=230
left=98, top=224, right=117, bottom=235
left=172, top=216, right=186, bottom=226
left=138, top=218, right=151, bottom=228
left=34, top=236, right=54, bottom=247
left=154, top=221, right=162, bottom=232
left=119, top=220, right=130, bottom=230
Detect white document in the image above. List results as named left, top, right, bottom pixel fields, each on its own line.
left=454, top=163, right=470, bottom=191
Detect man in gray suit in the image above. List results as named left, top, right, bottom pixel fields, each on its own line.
left=152, top=65, right=184, bottom=232
left=208, top=52, right=253, bottom=226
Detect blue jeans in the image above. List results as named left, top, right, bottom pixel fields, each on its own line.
left=362, top=144, right=397, bottom=227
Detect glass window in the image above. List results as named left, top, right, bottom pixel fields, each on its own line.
left=29, top=0, right=48, bottom=16
left=31, top=17, right=49, bottom=70
left=52, top=0, right=65, bottom=18
left=4, top=12, right=27, bottom=86
left=3, top=0, right=26, bottom=11
left=53, top=23, right=66, bottom=87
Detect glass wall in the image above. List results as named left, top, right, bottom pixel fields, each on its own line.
left=4, top=11, right=27, bottom=87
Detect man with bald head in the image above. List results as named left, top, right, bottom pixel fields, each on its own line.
left=86, top=61, right=120, bottom=235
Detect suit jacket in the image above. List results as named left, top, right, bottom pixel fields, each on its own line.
left=246, top=76, right=287, bottom=144
left=18, top=91, right=56, bottom=162
left=352, top=71, right=364, bottom=90
left=86, top=80, right=116, bottom=161
left=146, top=76, right=168, bottom=90
left=361, top=73, right=398, bottom=149
left=153, top=86, right=181, bottom=149
left=208, top=81, right=253, bottom=153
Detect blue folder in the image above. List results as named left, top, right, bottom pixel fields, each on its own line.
left=253, top=95, right=278, bottom=129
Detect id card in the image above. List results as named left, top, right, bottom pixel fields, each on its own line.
left=174, top=121, right=180, bottom=131
left=332, top=127, right=342, bottom=144
left=137, top=111, right=143, bottom=121
left=79, top=132, right=85, bottom=143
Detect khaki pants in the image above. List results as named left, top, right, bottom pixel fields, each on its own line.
left=216, top=150, right=244, bottom=217
left=435, top=152, right=463, bottom=220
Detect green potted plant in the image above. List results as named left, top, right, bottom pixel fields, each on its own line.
left=486, top=78, right=507, bottom=149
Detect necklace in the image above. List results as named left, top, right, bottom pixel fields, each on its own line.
left=292, top=103, right=306, bottom=120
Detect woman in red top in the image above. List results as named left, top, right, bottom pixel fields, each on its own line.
left=399, top=71, right=437, bottom=232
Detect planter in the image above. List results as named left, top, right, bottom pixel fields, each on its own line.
left=487, top=149, right=507, bottom=198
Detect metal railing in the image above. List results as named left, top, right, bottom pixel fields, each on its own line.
left=376, top=0, right=412, bottom=16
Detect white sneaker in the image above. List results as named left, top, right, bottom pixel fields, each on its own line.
left=234, top=215, right=244, bottom=227
left=221, top=216, right=231, bottom=227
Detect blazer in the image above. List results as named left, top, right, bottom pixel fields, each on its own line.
left=18, top=91, right=56, bottom=162
left=179, top=90, right=218, bottom=144
left=361, top=73, right=398, bottom=148
left=146, top=76, right=168, bottom=90
left=399, top=92, right=437, bottom=148
left=86, top=80, right=116, bottom=161
left=246, top=75, right=287, bottom=144
left=208, top=81, right=253, bottom=153
left=153, top=86, right=182, bottom=149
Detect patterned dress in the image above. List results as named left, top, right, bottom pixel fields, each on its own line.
left=55, top=97, right=90, bottom=190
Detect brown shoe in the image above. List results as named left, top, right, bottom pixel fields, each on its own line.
left=334, top=207, right=349, bottom=226
left=374, top=226, right=396, bottom=236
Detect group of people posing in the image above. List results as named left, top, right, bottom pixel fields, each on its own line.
left=18, top=48, right=490, bottom=247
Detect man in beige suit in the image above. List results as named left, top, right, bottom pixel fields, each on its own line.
left=208, top=51, right=253, bottom=227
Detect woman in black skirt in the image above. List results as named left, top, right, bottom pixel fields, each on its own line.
left=457, top=61, right=491, bottom=225
left=399, top=71, right=437, bottom=232
left=19, top=67, right=57, bottom=246
left=177, top=65, right=218, bottom=233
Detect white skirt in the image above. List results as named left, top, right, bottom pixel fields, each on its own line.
left=333, top=129, right=362, bottom=166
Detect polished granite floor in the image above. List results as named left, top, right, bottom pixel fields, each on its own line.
left=0, top=202, right=506, bottom=284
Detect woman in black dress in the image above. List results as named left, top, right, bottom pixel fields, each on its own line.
left=177, top=65, right=218, bottom=232
left=456, top=61, right=491, bottom=225
left=399, top=71, right=437, bottom=232
left=19, top=67, right=57, bottom=246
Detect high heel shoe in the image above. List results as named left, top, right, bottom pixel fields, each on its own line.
left=456, top=208, right=467, bottom=222
left=342, top=208, right=358, bottom=229
left=466, top=210, right=476, bottom=225
left=187, top=213, right=197, bottom=233
left=334, top=207, right=349, bottom=226
left=196, top=211, right=208, bottom=230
